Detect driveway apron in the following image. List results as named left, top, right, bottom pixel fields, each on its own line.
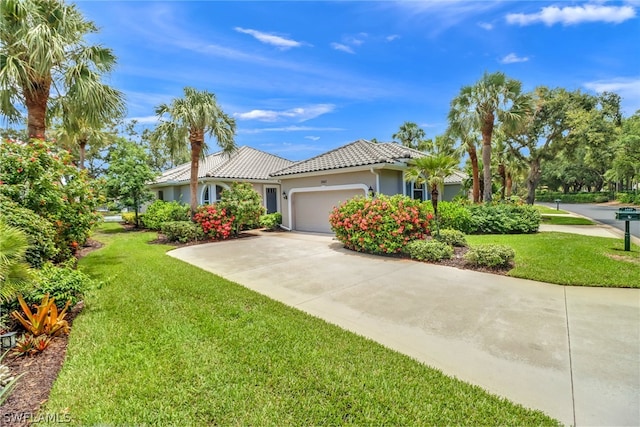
left=169, top=232, right=640, bottom=426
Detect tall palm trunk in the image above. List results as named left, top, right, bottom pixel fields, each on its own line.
left=468, top=144, right=480, bottom=203
left=506, top=171, right=513, bottom=198
left=431, top=186, right=439, bottom=219
left=24, top=78, right=51, bottom=140
left=78, top=138, right=87, bottom=170
left=525, top=158, right=542, bottom=205
left=498, top=163, right=506, bottom=200
left=481, top=113, right=494, bottom=202
left=189, top=129, right=205, bottom=218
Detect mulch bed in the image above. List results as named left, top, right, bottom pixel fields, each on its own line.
left=0, top=228, right=508, bottom=425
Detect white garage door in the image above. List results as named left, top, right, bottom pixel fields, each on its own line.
left=293, top=189, right=363, bottom=233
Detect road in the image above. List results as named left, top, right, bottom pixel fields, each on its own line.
left=539, top=202, right=640, bottom=238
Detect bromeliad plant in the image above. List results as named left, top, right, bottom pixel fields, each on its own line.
left=11, top=294, right=70, bottom=337
left=330, top=194, right=432, bottom=254
left=12, top=334, right=51, bottom=357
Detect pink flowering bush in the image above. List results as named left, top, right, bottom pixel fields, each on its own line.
left=194, top=205, right=235, bottom=240
left=329, top=194, right=433, bottom=254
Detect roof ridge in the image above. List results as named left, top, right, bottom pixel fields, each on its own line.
left=270, top=139, right=363, bottom=175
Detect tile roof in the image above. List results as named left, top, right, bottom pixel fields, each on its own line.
left=444, top=170, right=467, bottom=184
left=153, top=146, right=293, bottom=184
left=271, top=139, right=425, bottom=177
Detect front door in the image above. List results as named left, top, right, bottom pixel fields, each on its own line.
left=266, top=187, right=278, bottom=214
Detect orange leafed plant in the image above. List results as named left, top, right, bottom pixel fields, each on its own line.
left=11, top=294, right=70, bottom=337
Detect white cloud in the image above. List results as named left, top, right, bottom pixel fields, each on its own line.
left=331, top=42, right=355, bottom=54
left=478, top=22, right=493, bottom=30
left=386, top=34, right=400, bottom=41
left=126, top=115, right=159, bottom=124
left=234, top=27, right=304, bottom=49
left=506, top=4, right=636, bottom=26
left=584, top=77, right=640, bottom=114
left=234, top=104, right=335, bottom=122
left=499, top=53, right=530, bottom=64
left=239, top=126, right=345, bottom=135
left=305, top=136, right=320, bottom=141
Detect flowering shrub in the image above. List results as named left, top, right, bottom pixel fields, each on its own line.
left=0, top=139, right=102, bottom=262
left=329, top=194, right=432, bottom=254
left=217, top=183, right=265, bottom=234
left=194, top=205, right=235, bottom=240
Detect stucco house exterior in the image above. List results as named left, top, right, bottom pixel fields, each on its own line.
left=149, top=139, right=466, bottom=233
left=149, top=146, right=294, bottom=214
left=273, top=139, right=465, bottom=232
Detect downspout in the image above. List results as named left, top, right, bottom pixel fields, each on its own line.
left=369, top=168, right=380, bottom=196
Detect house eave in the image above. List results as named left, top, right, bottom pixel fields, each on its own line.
left=273, top=162, right=409, bottom=180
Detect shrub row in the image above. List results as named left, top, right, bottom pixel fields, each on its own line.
left=616, top=192, right=640, bottom=205
left=423, top=201, right=540, bottom=234
left=535, top=192, right=609, bottom=203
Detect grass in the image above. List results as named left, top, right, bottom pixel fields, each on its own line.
left=467, top=232, right=640, bottom=287
left=541, top=215, right=595, bottom=225
left=41, top=223, right=558, bottom=425
left=534, top=204, right=568, bottom=214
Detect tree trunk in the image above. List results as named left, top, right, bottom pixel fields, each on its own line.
left=498, top=163, right=506, bottom=200
left=468, top=144, right=480, bottom=203
left=24, top=78, right=51, bottom=140
left=79, top=138, right=87, bottom=170
left=189, top=129, right=204, bottom=219
left=431, top=185, right=439, bottom=236
left=481, top=114, right=494, bottom=202
left=525, top=158, right=542, bottom=205
left=506, top=172, right=513, bottom=198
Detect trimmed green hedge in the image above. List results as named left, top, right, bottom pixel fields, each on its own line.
left=535, top=192, right=609, bottom=203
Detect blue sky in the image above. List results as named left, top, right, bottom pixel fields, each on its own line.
left=78, top=1, right=640, bottom=161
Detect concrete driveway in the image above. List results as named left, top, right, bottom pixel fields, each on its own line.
left=169, top=232, right=640, bottom=426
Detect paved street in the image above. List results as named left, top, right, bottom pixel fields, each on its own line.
left=540, top=202, right=640, bottom=238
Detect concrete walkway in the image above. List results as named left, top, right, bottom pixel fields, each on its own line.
left=169, top=232, right=640, bottom=426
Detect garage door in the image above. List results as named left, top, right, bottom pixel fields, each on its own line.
left=293, top=189, right=364, bottom=233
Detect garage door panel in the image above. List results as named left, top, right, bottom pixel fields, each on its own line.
left=293, top=190, right=362, bottom=233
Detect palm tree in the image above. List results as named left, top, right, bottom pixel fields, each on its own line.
left=449, top=72, right=530, bottom=202
left=0, top=0, right=120, bottom=139
left=0, top=221, right=33, bottom=304
left=405, top=154, right=458, bottom=221
left=393, top=121, right=427, bottom=151
left=447, top=109, right=481, bottom=202
left=153, top=87, right=236, bottom=216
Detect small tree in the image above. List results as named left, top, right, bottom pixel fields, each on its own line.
left=105, top=139, right=156, bottom=227
left=405, top=154, right=458, bottom=235
left=217, top=183, right=265, bottom=235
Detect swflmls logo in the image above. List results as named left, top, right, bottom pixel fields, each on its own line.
left=3, top=412, right=72, bottom=423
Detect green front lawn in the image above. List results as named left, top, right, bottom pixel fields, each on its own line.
left=541, top=215, right=595, bottom=225
left=41, top=224, right=557, bottom=425
left=467, top=232, right=640, bottom=287
left=534, top=204, right=568, bottom=214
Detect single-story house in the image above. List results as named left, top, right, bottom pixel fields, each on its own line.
left=149, top=145, right=294, bottom=214
left=149, top=139, right=466, bottom=233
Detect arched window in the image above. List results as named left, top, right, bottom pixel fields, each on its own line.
left=202, top=186, right=211, bottom=204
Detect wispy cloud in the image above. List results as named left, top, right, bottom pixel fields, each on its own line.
left=126, top=115, right=159, bottom=124
left=499, top=53, right=529, bottom=64
left=388, top=1, right=505, bottom=36
left=305, top=136, right=320, bottom=141
left=331, top=42, right=355, bottom=54
left=478, top=22, right=493, bottom=30
left=386, top=34, right=400, bottom=41
left=234, top=27, right=304, bottom=49
left=239, top=126, right=345, bottom=135
left=234, top=104, right=335, bottom=122
left=584, top=77, right=640, bottom=114
left=506, top=4, right=636, bottom=26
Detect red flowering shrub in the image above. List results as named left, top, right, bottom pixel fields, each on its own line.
left=329, top=194, right=432, bottom=254
left=194, top=204, right=235, bottom=240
